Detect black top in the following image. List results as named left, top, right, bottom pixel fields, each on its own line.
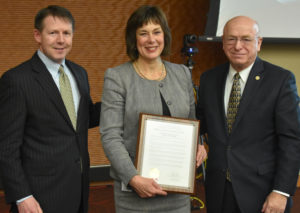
left=160, top=92, right=171, bottom=116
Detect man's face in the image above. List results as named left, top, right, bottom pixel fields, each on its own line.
left=34, top=16, right=73, bottom=64
left=222, top=17, right=262, bottom=71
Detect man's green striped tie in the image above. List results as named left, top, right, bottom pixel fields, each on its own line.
left=59, top=65, right=77, bottom=129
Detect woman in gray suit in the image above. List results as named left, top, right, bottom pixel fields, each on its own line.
left=100, top=5, right=207, bottom=212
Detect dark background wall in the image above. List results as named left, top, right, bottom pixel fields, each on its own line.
left=0, top=0, right=227, bottom=166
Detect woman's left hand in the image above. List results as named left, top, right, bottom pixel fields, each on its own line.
left=196, top=144, right=207, bottom=167
left=129, top=175, right=168, bottom=198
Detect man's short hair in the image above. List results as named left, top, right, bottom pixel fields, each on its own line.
left=34, top=5, right=75, bottom=32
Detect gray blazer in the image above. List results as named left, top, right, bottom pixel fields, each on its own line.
left=100, top=61, right=195, bottom=185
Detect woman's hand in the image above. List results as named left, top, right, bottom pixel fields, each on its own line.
left=129, top=175, right=168, bottom=198
left=196, top=144, right=207, bottom=167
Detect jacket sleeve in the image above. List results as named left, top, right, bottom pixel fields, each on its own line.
left=181, top=65, right=196, bottom=120
left=100, top=68, right=138, bottom=185
left=80, top=67, right=101, bottom=129
left=0, top=72, right=32, bottom=203
left=274, top=72, right=300, bottom=195
left=196, top=72, right=208, bottom=135
left=89, top=101, right=101, bottom=128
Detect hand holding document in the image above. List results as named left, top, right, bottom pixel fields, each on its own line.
left=135, top=113, right=200, bottom=194
left=129, top=175, right=168, bottom=198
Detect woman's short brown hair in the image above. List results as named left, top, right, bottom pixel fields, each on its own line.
left=125, top=5, right=172, bottom=61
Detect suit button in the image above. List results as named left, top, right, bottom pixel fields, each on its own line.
left=167, top=101, right=172, bottom=105
left=227, top=145, right=231, bottom=150
left=159, top=83, right=163, bottom=88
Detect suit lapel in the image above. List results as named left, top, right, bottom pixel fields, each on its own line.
left=217, top=64, right=230, bottom=136
left=232, top=57, right=265, bottom=132
left=31, top=53, right=75, bottom=130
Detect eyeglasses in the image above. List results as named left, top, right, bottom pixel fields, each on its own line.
left=224, top=37, right=258, bottom=45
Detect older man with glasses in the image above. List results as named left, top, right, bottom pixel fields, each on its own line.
left=197, top=16, right=300, bottom=213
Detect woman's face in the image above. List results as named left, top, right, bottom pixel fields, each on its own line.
left=136, top=21, right=164, bottom=61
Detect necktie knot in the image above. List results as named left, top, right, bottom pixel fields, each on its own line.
left=59, top=65, right=65, bottom=74
left=59, top=65, right=67, bottom=80
left=233, top=73, right=240, bottom=80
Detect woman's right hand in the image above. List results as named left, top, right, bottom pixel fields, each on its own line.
left=129, top=175, right=168, bottom=198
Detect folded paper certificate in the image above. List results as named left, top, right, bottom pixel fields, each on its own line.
left=135, top=113, right=200, bottom=194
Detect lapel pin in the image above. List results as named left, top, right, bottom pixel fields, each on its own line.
left=255, top=76, right=260, bottom=80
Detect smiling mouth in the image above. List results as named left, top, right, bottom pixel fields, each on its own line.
left=146, top=46, right=158, bottom=51
left=232, top=53, right=245, bottom=57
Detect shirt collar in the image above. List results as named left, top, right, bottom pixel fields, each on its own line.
left=228, top=62, right=254, bottom=84
left=37, top=50, right=66, bottom=76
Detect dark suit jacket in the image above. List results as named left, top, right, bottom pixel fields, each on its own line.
left=0, top=52, right=100, bottom=213
left=197, top=57, right=300, bottom=213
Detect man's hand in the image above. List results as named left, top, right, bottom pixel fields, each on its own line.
left=196, top=144, right=207, bottom=167
left=129, top=175, right=167, bottom=198
left=261, top=191, right=287, bottom=213
left=17, top=196, right=43, bottom=213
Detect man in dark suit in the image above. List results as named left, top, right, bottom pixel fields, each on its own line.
left=0, top=5, right=100, bottom=213
left=197, top=16, right=300, bottom=213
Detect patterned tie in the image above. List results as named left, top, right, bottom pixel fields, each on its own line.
left=59, top=65, right=77, bottom=129
left=227, top=73, right=241, bottom=134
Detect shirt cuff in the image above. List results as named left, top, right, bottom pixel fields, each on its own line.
left=16, top=195, right=33, bottom=205
left=272, top=190, right=290, bottom=197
